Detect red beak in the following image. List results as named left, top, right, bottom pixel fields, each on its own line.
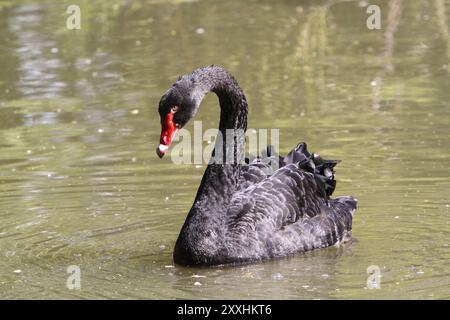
left=157, top=110, right=177, bottom=158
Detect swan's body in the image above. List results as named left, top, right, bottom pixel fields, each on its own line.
left=157, top=66, right=357, bottom=266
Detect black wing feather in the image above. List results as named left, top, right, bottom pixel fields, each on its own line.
left=222, top=143, right=356, bottom=262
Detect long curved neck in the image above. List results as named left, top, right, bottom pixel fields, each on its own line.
left=174, top=67, right=249, bottom=263
left=185, top=66, right=248, bottom=210
left=189, top=66, right=248, bottom=133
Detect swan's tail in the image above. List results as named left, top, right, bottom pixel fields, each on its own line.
left=333, top=196, right=358, bottom=216
left=329, top=195, right=358, bottom=244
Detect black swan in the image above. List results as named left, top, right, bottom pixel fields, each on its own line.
left=156, top=66, right=357, bottom=266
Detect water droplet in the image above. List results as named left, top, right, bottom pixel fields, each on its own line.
left=195, top=27, right=205, bottom=35
left=194, top=281, right=202, bottom=286
left=131, top=109, right=139, bottom=115
left=51, top=47, right=59, bottom=53
left=97, top=128, right=104, bottom=133
left=13, top=269, right=22, bottom=274
left=272, top=273, right=283, bottom=280
left=296, top=6, right=304, bottom=13
left=358, top=1, right=369, bottom=8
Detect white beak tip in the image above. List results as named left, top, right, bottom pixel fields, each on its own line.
left=156, top=144, right=169, bottom=158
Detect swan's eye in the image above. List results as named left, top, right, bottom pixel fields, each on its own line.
left=171, top=106, right=179, bottom=113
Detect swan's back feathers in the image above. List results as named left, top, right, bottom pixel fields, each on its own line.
left=221, top=143, right=356, bottom=263
left=239, top=142, right=339, bottom=199
left=238, top=145, right=282, bottom=190
left=283, top=142, right=340, bottom=199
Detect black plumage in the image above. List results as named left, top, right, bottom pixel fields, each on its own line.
left=157, top=66, right=357, bottom=266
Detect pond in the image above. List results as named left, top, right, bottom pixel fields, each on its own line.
left=0, top=0, right=449, bottom=299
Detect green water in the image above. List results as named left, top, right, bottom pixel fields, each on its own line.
left=0, top=0, right=449, bottom=299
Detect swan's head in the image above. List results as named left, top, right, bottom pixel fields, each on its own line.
left=156, top=81, right=198, bottom=158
